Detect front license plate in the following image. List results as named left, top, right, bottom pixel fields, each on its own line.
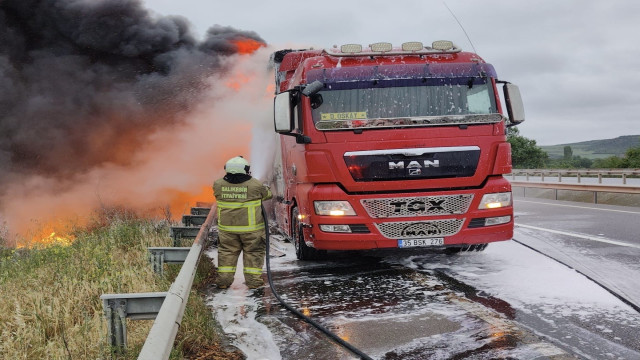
left=398, top=238, right=445, bottom=248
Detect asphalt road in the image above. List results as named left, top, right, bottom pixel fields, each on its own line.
left=513, top=195, right=640, bottom=311
left=208, top=197, right=640, bottom=359
left=257, top=244, right=577, bottom=360
left=513, top=196, right=640, bottom=245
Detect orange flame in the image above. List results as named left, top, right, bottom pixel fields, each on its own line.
left=20, top=219, right=78, bottom=248
left=18, top=184, right=215, bottom=247
left=232, top=38, right=264, bottom=55
left=40, top=232, right=74, bottom=247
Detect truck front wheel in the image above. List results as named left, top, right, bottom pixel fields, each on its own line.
left=291, top=207, right=324, bottom=260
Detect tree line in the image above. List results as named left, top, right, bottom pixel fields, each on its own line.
left=507, top=127, right=640, bottom=169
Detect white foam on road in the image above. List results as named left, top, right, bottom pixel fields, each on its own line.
left=402, top=240, right=637, bottom=319
left=205, top=248, right=282, bottom=360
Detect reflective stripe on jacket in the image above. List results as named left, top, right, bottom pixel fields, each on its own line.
left=213, top=177, right=272, bottom=233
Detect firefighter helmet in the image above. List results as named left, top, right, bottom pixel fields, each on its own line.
left=224, top=156, right=250, bottom=175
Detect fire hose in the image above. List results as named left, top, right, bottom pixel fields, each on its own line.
left=262, top=204, right=373, bottom=360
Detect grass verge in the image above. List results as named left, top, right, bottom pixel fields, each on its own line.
left=0, top=212, right=241, bottom=359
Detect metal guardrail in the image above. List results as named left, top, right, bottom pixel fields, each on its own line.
left=510, top=181, right=640, bottom=206
left=510, top=169, right=640, bottom=184
left=101, top=292, right=168, bottom=349
left=509, top=169, right=640, bottom=206
left=137, top=206, right=215, bottom=359
left=170, top=226, right=201, bottom=246
left=148, top=247, right=191, bottom=276
left=510, top=181, right=640, bottom=194
left=101, top=206, right=215, bottom=356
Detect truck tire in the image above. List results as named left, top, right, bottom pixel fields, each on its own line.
left=292, top=207, right=324, bottom=260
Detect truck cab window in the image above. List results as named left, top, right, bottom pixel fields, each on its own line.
left=311, top=80, right=497, bottom=130
left=467, top=84, right=493, bottom=114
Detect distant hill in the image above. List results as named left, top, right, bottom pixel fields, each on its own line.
left=541, top=135, right=640, bottom=160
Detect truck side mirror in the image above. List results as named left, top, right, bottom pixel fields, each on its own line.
left=503, top=83, right=525, bottom=126
left=274, top=91, right=294, bottom=133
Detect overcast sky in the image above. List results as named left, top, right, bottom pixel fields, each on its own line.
left=143, top=0, right=640, bottom=145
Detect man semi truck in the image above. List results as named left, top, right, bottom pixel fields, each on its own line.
left=270, top=41, right=524, bottom=260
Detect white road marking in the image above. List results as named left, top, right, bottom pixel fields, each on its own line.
left=516, top=224, right=640, bottom=249
left=515, top=199, right=640, bottom=214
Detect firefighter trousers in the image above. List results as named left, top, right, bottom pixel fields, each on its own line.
left=216, top=229, right=266, bottom=288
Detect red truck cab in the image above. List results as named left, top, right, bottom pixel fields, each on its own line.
left=270, top=41, right=525, bottom=260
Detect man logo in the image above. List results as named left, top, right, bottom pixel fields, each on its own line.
left=400, top=222, right=442, bottom=237
left=388, top=160, right=440, bottom=170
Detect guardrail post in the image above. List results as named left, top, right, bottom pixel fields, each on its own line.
left=149, top=250, right=165, bottom=275
left=103, top=298, right=128, bottom=350
left=190, top=207, right=211, bottom=216
left=182, top=214, right=207, bottom=227
left=598, top=173, right=603, bottom=184
left=541, top=172, right=545, bottom=182
left=623, top=173, right=627, bottom=185
left=100, top=293, right=167, bottom=351
left=577, top=173, right=581, bottom=183
left=558, top=172, right=562, bottom=182
left=148, top=247, right=191, bottom=275
left=170, top=226, right=200, bottom=247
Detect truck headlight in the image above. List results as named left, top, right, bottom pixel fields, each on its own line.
left=319, top=225, right=352, bottom=233
left=314, top=201, right=356, bottom=216
left=478, top=192, right=511, bottom=209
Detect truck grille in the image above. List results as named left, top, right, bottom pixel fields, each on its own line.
left=361, top=194, right=473, bottom=218
left=344, top=146, right=480, bottom=182
left=374, top=219, right=464, bottom=239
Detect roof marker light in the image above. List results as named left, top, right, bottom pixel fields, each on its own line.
left=369, top=42, right=392, bottom=53
left=340, top=44, right=363, bottom=54
left=402, top=41, right=424, bottom=52
left=432, top=40, right=454, bottom=51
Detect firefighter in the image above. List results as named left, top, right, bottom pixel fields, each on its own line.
left=213, top=156, right=272, bottom=289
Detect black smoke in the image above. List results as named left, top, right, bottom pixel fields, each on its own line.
left=0, top=0, right=264, bottom=188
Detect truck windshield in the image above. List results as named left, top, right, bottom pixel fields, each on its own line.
left=311, top=81, right=500, bottom=130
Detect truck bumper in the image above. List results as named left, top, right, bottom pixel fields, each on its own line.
left=302, top=176, right=513, bottom=251
left=310, top=222, right=512, bottom=250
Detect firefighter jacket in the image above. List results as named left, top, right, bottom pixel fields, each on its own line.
left=213, top=176, right=272, bottom=233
